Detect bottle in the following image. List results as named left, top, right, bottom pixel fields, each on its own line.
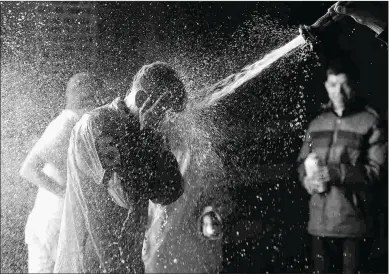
left=304, top=153, right=320, bottom=177
left=304, top=153, right=326, bottom=194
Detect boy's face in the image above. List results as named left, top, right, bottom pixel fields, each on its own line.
left=324, top=73, right=355, bottom=110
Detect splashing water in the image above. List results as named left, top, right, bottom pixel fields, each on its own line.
left=195, top=35, right=306, bottom=109
left=3, top=2, right=387, bottom=274
left=143, top=34, right=308, bottom=273
left=1, top=2, right=312, bottom=273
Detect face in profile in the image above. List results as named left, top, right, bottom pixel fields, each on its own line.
left=325, top=73, right=355, bottom=110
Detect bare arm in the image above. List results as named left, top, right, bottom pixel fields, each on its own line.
left=19, top=151, right=66, bottom=197
left=19, top=115, right=75, bottom=197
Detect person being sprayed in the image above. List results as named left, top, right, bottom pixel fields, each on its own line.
left=19, top=73, right=101, bottom=273
left=54, top=62, right=187, bottom=273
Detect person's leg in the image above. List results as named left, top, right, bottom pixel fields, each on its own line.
left=27, top=237, right=55, bottom=273
left=327, top=237, right=344, bottom=273
left=312, top=236, right=330, bottom=274
left=342, top=237, right=361, bottom=274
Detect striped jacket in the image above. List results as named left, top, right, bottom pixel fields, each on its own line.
left=297, top=100, right=387, bottom=237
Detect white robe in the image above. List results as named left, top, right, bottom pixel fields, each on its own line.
left=54, top=113, right=139, bottom=273
left=25, top=110, right=80, bottom=273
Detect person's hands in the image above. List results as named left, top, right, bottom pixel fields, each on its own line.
left=303, top=176, right=317, bottom=195
left=96, top=136, right=121, bottom=170
left=312, top=166, right=330, bottom=193
left=304, top=152, right=320, bottom=173
left=312, top=166, right=331, bottom=183
left=139, top=92, right=171, bottom=131
left=331, top=1, right=387, bottom=35
left=303, top=166, right=330, bottom=195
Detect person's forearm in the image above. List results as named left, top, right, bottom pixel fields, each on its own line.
left=327, top=163, right=382, bottom=187
left=36, top=170, right=66, bottom=196
left=20, top=162, right=66, bottom=196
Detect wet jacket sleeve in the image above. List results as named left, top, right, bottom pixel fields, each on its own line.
left=376, top=25, right=388, bottom=45
left=328, top=120, right=387, bottom=187
left=296, top=127, right=312, bottom=184
left=149, top=148, right=184, bottom=206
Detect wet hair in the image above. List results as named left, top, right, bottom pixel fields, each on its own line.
left=65, top=72, right=100, bottom=110
left=129, top=61, right=187, bottom=112
left=325, top=54, right=360, bottom=83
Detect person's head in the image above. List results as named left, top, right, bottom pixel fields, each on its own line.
left=65, top=72, right=100, bottom=111
left=125, top=62, right=187, bottom=130
left=324, top=55, right=359, bottom=111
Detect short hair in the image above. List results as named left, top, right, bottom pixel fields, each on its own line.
left=129, top=61, right=187, bottom=112
left=325, top=54, right=360, bottom=82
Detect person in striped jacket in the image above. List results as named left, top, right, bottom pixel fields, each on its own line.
left=297, top=55, right=387, bottom=274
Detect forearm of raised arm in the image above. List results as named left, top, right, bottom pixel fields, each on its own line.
left=20, top=155, right=66, bottom=196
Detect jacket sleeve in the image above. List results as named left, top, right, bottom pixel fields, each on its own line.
left=296, top=126, right=312, bottom=184
left=149, top=148, right=184, bottom=205
left=328, top=120, right=387, bottom=187
left=376, top=25, right=388, bottom=46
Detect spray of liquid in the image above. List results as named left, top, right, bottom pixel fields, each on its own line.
left=195, top=35, right=305, bottom=110
left=1, top=2, right=312, bottom=272
left=144, top=34, right=309, bottom=273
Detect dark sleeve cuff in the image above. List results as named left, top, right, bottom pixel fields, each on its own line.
left=327, top=164, right=342, bottom=183
left=376, top=25, right=388, bottom=44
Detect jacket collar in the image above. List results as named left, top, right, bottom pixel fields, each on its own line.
left=321, top=96, right=368, bottom=117
left=110, top=97, right=131, bottom=117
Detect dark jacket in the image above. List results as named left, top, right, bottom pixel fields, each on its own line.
left=70, top=97, right=184, bottom=273
left=376, top=25, right=388, bottom=46
left=297, top=99, right=387, bottom=237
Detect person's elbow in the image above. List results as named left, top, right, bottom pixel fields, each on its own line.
left=19, top=157, right=32, bottom=180
left=19, top=154, right=42, bottom=181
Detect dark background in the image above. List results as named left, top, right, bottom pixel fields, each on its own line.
left=1, top=1, right=387, bottom=273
